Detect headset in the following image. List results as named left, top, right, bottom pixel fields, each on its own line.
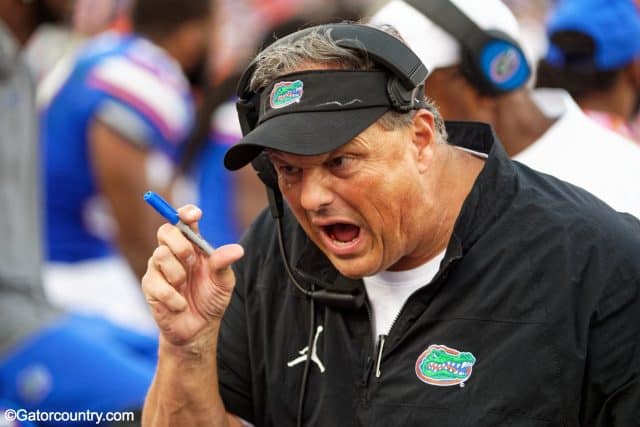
left=234, top=23, right=429, bottom=427
left=236, top=23, right=428, bottom=135
left=405, top=0, right=531, bottom=95
left=235, top=23, right=429, bottom=309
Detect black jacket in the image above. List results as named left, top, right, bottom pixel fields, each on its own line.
left=218, top=122, right=640, bottom=426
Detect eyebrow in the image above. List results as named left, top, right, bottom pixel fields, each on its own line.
left=266, top=151, right=290, bottom=164
left=267, top=150, right=332, bottom=164
left=267, top=142, right=364, bottom=166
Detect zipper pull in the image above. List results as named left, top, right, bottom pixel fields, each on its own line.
left=375, top=335, right=386, bottom=379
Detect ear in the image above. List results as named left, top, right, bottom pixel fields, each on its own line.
left=411, top=109, right=437, bottom=173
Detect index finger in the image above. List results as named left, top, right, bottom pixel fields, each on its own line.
left=176, top=204, right=202, bottom=233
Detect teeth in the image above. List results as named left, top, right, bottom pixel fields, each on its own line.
left=331, top=237, right=357, bottom=246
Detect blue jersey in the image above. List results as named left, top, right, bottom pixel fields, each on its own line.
left=196, top=131, right=241, bottom=247
left=41, top=32, right=194, bottom=262
left=193, top=102, right=243, bottom=247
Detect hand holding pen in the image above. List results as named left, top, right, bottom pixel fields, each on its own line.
left=144, top=191, right=215, bottom=256
left=141, top=191, right=244, bottom=345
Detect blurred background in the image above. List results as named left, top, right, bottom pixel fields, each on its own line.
left=1, top=0, right=639, bottom=425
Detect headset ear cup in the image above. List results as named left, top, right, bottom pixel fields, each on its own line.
left=461, top=30, right=531, bottom=96
left=251, top=152, right=283, bottom=219
left=386, top=77, right=416, bottom=112
left=481, top=30, right=531, bottom=94
left=251, top=152, right=278, bottom=189
left=236, top=93, right=260, bottom=136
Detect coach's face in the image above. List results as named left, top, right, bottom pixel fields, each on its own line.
left=269, top=110, right=438, bottom=279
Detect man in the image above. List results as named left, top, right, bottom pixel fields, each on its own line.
left=371, top=0, right=640, bottom=219
left=141, top=23, right=640, bottom=426
left=1, top=0, right=156, bottom=424
left=536, top=0, right=640, bottom=143
left=40, top=0, right=210, bottom=330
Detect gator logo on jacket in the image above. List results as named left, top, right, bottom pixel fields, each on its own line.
left=415, top=344, right=476, bottom=387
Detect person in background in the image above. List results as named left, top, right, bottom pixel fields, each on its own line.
left=1, top=1, right=157, bottom=425
left=40, top=0, right=211, bottom=332
left=33, top=0, right=132, bottom=109
left=536, top=0, right=640, bottom=144
left=371, top=0, right=640, bottom=219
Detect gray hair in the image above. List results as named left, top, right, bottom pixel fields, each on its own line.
left=249, top=24, right=448, bottom=142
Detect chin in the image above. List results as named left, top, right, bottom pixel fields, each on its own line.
left=331, top=257, right=380, bottom=280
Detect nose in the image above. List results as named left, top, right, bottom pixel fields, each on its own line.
left=299, top=168, right=334, bottom=212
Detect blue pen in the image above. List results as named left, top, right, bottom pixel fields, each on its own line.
left=144, top=191, right=214, bottom=256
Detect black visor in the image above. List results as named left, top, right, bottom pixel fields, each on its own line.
left=224, top=70, right=394, bottom=170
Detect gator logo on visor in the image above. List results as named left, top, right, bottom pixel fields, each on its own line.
left=415, top=344, right=476, bottom=387
left=270, top=80, right=304, bottom=109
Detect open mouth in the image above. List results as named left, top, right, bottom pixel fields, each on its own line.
left=322, top=223, right=361, bottom=246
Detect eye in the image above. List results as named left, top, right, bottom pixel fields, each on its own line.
left=327, top=156, right=354, bottom=173
left=327, top=156, right=351, bottom=169
left=278, top=165, right=301, bottom=176
left=275, top=163, right=302, bottom=186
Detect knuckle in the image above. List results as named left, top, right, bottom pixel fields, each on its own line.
left=175, top=244, right=195, bottom=264
left=156, top=223, right=174, bottom=242
left=153, top=244, right=171, bottom=262
left=141, top=272, right=151, bottom=293
left=164, top=265, right=186, bottom=286
left=141, top=276, right=161, bottom=299
left=146, top=255, right=156, bottom=271
left=156, top=286, right=174, bottom=302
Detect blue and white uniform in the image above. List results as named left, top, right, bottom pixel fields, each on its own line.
left=40, top=32, right=194, bottom=332
left=42, top=31, right=193, bottom=261
left=195, top=102, right=243, bottom=246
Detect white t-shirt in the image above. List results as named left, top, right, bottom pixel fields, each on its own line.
left=364, top=251, right=446, bottom=338
left=515, top=89, right=640, bottom=219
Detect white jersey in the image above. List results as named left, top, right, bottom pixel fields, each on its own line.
left=515, top=89, right=640, bottom=219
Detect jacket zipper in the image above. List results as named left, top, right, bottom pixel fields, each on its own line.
left=374, top=334, right=386, bottom=378
left=370, top=253, right=461, bottom=379
left=361, top=299, right=376, bottom=388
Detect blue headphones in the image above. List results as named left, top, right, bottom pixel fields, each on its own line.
left=405, top=0, right=531, bottom=95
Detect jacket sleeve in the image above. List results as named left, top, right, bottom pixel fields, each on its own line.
left=217, top=257, right=255, bottom=424
left=216, top=209, right=275, bottom=425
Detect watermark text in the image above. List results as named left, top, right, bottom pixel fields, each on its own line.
left=3, top=408, right=135, bottom=425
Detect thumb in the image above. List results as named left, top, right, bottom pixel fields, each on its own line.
left=208, top=244, right=245, bottom=278
left=195, top=244, right=245, bottom=321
